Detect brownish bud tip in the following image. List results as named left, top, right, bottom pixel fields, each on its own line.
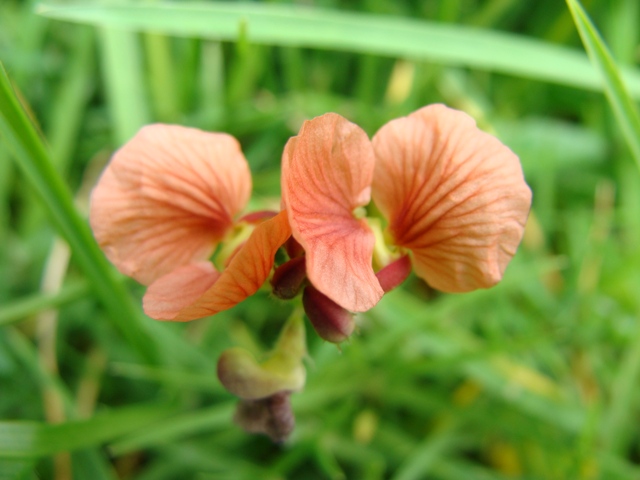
left=376, top=255, right=411, bottom=292
left=234, top=391, right=295, bottom=443
left=271, top=256, right=307, bottom=300
left=302, top=285, right=355, bottom=343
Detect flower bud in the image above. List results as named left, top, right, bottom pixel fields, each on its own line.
left=234, top=391, right=295, bottom=443
left=217, top=347, right=304, bottom=400
left=375, top=255, right=411, bottom=292
left=302, top=285, right=355, bottom=343
left=271, top=256, right=307, bottom=300
left=217, top=315, right=306, bottom=442
left=216, top=315, right=307, bottom=400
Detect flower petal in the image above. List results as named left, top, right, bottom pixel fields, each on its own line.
left=281, top=113, right=383, bottom=312
left=372, top=105, right=532, bottom=292
left=143, top=211, right=291, bottom=321
left=141, top=261, right=221, bottom=319
left=90, top=124, right=252, bottom=285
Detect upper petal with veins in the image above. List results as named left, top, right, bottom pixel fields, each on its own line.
left=282, top=114, right=383, bottom=312
left=90, top=124, right=251, bottom=285
left=372, top=104, right=532, bottom=292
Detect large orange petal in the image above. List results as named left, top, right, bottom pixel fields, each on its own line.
left=281, top=114, right=383, bottom=312
left=143, top=211, right=291, bottom=321
left=90, top=124, right=252, bottom=285
left=372, top=105, right=532, bottom=292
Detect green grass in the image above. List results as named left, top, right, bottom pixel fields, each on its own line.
left=2, top=0, right=640, bottom=478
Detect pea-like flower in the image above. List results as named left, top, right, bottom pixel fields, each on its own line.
left=282, top=104, right=532, bottom=315
left=89, top=107, right=532, bottom=442
left=89, top=124, right=291, bottom=321
left=91, top=105, right=531, bottom=329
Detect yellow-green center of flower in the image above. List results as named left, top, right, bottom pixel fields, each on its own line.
left=214, top=222, right=255, bottom=271
left=352, top=206, right=367, bottom=219
left=366, top=217, right=403, bottom=271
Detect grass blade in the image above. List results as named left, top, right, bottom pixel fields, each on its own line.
left=0, top=63, right=159, bottom=363
left=392, top=425, right=459, bottom=480
left=0, top=149, right=12, bottom=244
left=109, top=403, right=234, bottom=455
left=36, top=1, right=640, bottom=97
left=47, top=26, right=96, bottom=172
left=566, top=0, right=640, bottom=168
left=565, top=0, right=640, bottom=455
left=144, top=32, right=180, bottom=122
left=99, top=27, right=151, bottom=143
left=0, top=459, right=35, bottom=480
left=0, top=403, right=174, bottom=458
left=0, top=281, right=90, bottom=327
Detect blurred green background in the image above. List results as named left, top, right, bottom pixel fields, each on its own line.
left=2, top=0, right=640, bottom=479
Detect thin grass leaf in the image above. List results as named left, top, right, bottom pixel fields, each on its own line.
left=0, top=281, right=90, bottom=327
left=0, top=459, right=35, bottom=480
left=71, top=451, right=118, bottom=480
left=47, top=26, right=95, bottom=172
left=7, top=0, right=49, bottom=89
left=431, top=458, right=514, bottom=480
left=392, top=425, right=459, bottom=480
left=158, top=443, right=281, bottom=480
left=109, top=362, right=222, bottom=392
left=109, top=403, right=234, bottom=455
left=313, top=442, right=345, bottom=480
left=0, top=403, right=174, bottom=458
left=0, top=63, right=159, bottom=363
left=371, top=290, right=586, bottom=434
left=144, top=32, right=180, bottom=122
left=4, top=329, right=132, bottom=479
left=99, top=27, right=151, bottom=143
left=566, top=0, right=640, bottom=167
left=0, top=149, right=12, bottom=242
left=36, top=1, right=640, bottom=97
left=5, top=326, right=80, bottom=415
left=17, top=25, right=95, bottom=245
left=601, top=323, right=640, bottom=454
left=565, top=0, right=640, bottom=455
left=199, top=41, right=225, bottom=122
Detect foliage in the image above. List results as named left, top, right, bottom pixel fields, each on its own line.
left=1, top=0, right=640, bottom=478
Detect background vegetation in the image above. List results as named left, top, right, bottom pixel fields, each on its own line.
left=2, top=0, right=640, bottom=478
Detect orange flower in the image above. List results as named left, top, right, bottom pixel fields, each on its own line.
left=282, top=105, right=532, bottom=313
left=90, top=124, right=291, bottom=321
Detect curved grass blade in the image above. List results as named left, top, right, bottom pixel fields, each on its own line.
left=0, top=63, right=159, bottom=363
left=565, top=0, right=640, bottom=455
left=99, top=27, right=151, bottom=143
left=0, top=403, right=174, bottom=458
left=35, top=1, right=640, bottom=98
left=109, top=403, right=234, bottom=455
left=566, top=0, right=640, bottom=169
left=0, top=459, right=35, bottom=480
left=0, top=281, right=90, bottom=327
left=392, top=425, right=459, bottom=480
